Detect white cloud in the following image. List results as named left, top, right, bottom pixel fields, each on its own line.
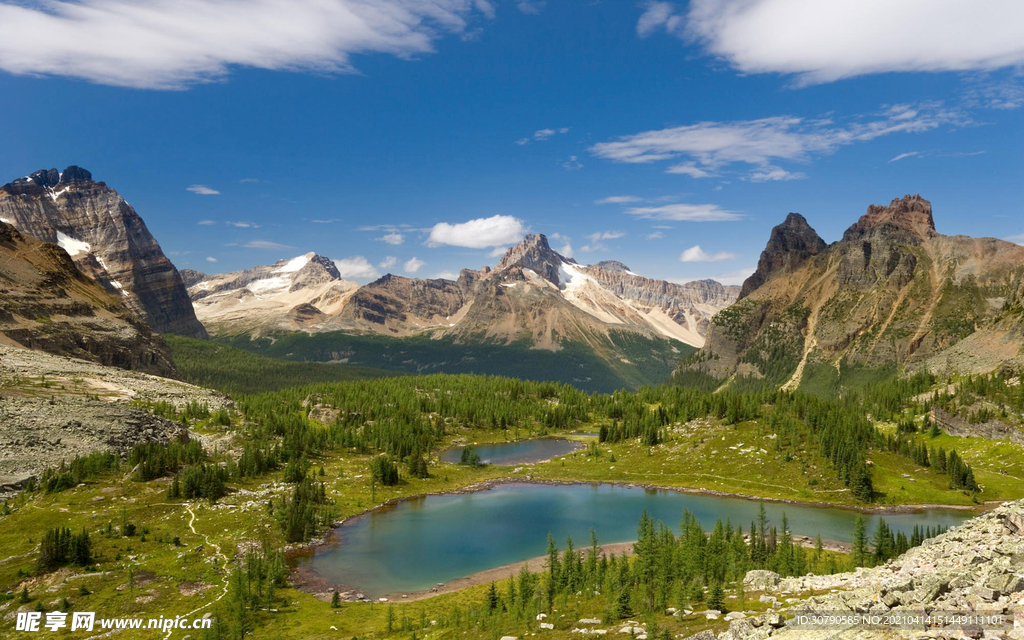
left=533, top=128, right=557, bottom=140
left=403, top=257, right=425, bottom=273
left=434, top=270, right=459, bottom=280
left=427, top=215, right=528, bottom=248
left=645, top=231, right=664, bottom=240
left=665, top=162, right=713, bottom=178
left=0, top=0, right=493, bottom=89
left=379, top=256, right=398, bottom=269
left=227, top=221, right=260, bottom=228
left=488, top=246, right=508, bottom=258
left=595, top=195, right=643, bottom=205
left=590, top=104, right=965, bottom=180
left=187, top=184, right=219, bottom=195
left=334, top=256, right=380, bottom=280
left=678, top=0, right=1024, bottom=85
left=378, top=232, right=404, bottom=245
left=1006, top=234, right=1024, bottom=246
left=637, top=2, right=680, bottom=37
left=748, top=165, right=806, bottom=182
left=238, top=178, right=260, bottom=183
left=206, top=256, right=217, bottom=263
left=626, top=203, right=741, bottom=222
left=562, top=155, right=583, bottom=170
left=889, top=151, right=924, bottom=163
left=244, top=240, right=295, bottom=250
left=558, top=243, right=574, bottom=258
left=197, top=220, right=215, bottom=225
left=962, top=76, right=1024, bottom=110
left=679, top=245, right=737, bottom=262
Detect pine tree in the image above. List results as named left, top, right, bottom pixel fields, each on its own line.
left=851, top=514, right=867, bottom=568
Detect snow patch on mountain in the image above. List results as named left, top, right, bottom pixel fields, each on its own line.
left=276, top=254, right=311, bottom=273
left=56, top=231, right=91, bottom=257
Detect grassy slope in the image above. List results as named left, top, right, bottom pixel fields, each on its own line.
left=214, top=330, right=695, bottom=394
left=164, top=334, right=398, bottom=395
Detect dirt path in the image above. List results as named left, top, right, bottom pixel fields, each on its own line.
left=169, top=504, right=231, bottom=638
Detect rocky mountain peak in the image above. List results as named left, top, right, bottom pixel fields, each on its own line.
left=594, top=260, right=631, bottom=273
left=844, top=194, right=935, bottom=241
left=740, top=212, right=827, bottom=299
left=495, top=233, right=572, bottom=285
left=10, top=166, right=94, bottom=191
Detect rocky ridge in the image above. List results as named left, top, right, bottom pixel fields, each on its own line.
left=0, top=167, right=206, bottom=338
left=0, top=220, right=176, bottom=377
left=678, top=195, right=1024, bottom=388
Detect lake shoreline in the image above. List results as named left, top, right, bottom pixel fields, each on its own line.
left=286, top=476, right=992, bottom=600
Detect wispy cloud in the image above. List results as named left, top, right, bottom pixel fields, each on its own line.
left=227, top=221, right=260, bottom=228
left=206, top=256, right=217, bottom=263
left=0, top=0, right=494, bottom=89
left=377, top=232, right=404, bottom=245
left=516, top=126, right=570, bottom=145
left=334, top=256, right=380, bottom=281
left=580, top=231, right=625, bottom=253
left=626, top=203, right=740, bottom=222
left=379, top=256, right=398, bottom=269
left=1006, top=234, right=1024, bottom=246
left=244, top=240, right=295, bottom=250
left=645, top=231, right=664, bottom=240
left=562, top=155, right=583, bottom=170
left=427, top=215, right=528, bottom=248
left=679, top=245, right=736, bottom=262
left=660, top=0, right=1024, bottom=85
left=517, top=1, right=545, bottom=15
left=403, top=257, right=425, bottom=273
left=591, top=103, right=966, bottom=181
left=238, top=178, right=260, bottom=184
left=434, top=270, right=460, bottom=280
left=488, top=246, right=508, bottom=258
left=889, top=151, right=924, bottom=163
left=197, top=220, right=215, bottom=226
left=187, top=184, right=219, bottom=195
left=595, top=195, right=644, bottom=205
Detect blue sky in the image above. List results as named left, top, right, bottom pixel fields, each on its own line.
left=0, top=0, right=1022, bottom=284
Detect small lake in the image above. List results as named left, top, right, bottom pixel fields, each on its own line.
left=438, top=439, right=584, bottom=465
left=295, top=482, right=973, bottom=597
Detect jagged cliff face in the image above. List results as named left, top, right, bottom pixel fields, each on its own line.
left=678, top=195, right=1024, bottom=389
left=187, top=234, right=740, bottom=348
left=0, top=221, right=177, bottom=377
left=0, top=167, right=207, bottom=338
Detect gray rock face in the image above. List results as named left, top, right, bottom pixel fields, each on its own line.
left=0, top=167, right=207, bottom=338
left=740, top=213, right=826, bottom=299
left=720, top=500, right=1024, bottom=640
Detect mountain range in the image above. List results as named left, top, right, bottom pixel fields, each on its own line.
left=676, top=194, right=1024, bottom=393
left=185, top=233, right=738, bottom=348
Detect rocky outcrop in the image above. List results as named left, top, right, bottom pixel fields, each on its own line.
left=0, top=220, right=176, bottom=376
left=0, top=167, right=207, bottom=338
left=740, top=213, right=826, bottom=299
left=0, top=344, right=230, bottom=491
left=679, top=195, right=1024, bottom=388
left=717, top=500, right=1024, bottom=640
left=931, top=407, right=1024, bottom=445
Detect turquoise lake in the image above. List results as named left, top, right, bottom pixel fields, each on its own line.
left=438, top=439, right=585, bottom=465
left=295, top=482, right=973, bottom=597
